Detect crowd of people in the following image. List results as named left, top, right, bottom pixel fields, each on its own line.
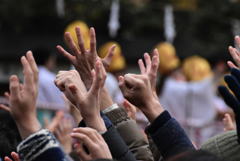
left=1, top=22, right=240, bottom=161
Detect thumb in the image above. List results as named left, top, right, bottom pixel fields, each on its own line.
left=102, top=45, right=116, bottom=69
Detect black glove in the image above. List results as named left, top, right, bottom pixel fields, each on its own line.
left=218, top=68, right=240, bottom=144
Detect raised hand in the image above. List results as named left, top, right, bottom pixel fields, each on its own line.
left=0, top=51, right=41, bottom=139
left=119, top=50, right=163, bottom=122
left=56, top=27, right=115, bottom=89
left=4, top=152, right=20, bottom=161
left=54, top=117, right=73, bottom=154
left=55, top=59, right=107, bottom=132
left=228, top=36, right=240, bottom=68
left=55, top=70, right=87, bottom=105
left=71, top=127, right=112, bottom=161
left=138, top=49, right=159, bottom=94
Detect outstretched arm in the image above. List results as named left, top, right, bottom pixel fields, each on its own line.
left=119, top=50, right=194, bottom=159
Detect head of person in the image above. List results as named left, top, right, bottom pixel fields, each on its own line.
left=0, top=109, right=21, bottom=159
left=167, top=150, right=225, bottom=161
left=155, top=42, right=180, bottom=76
left=64, top=20, right=90, bottom=50
left=32, top=47, right=56, bottom=71
left=182, top=55, right=212, bottom=82
left=98, top=41, right=126, bottom=74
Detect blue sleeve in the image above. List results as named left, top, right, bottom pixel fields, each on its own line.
left=146, top=111, right=195, bottom=159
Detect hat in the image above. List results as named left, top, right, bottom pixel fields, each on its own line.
left=64, top=20, right=90, bottom=50
left=201, top=130, right=240, bottom=161
left=98, top=41, right=126, bottom=72
left=182, top=55, right=212, bottom=81
left=155, top=42, right=180, bottom=74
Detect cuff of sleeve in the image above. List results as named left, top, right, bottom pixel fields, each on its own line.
left=103, top=105, right=129, bottom=126
left=146, top=111, right=171, bottom=134
left=17, top=129, right=61, bottom=161
left=102, top=103, right=119, bottom=113
left=78, top=113, right=113, bottom=130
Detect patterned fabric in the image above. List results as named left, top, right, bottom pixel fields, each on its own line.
left=17, top=129, right=72, bottom=161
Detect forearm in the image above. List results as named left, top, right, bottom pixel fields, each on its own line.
left=16, top=116, right=41, bottom=139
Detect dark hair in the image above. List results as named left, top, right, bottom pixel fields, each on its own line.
left=32, top=47, right=54, bottom=65
left=0, top=109, right=21, bottom=159
left=167, top=150, right=225, bottom=161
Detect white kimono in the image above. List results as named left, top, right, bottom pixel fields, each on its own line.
left=160, top=77, right=217, bottom=146
left=37, top=66, right=66, bottom=110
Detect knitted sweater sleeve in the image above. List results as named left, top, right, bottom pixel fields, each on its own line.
left=17, top=129, right=73, bottom=161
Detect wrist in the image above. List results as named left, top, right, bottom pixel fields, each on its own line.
left=84, top=115, right=107, bottom=133
left=16, top=116, right=41, bottom=139
left=100, top=88, right=114, bottom=110
left=141, top=98, right=164, bottom=123
left=63, top=143, right=72, bottom=154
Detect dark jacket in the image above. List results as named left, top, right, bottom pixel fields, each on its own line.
left=146, top=111, right=195, bottom=160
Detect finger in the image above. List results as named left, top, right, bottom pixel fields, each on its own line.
left=138, top=59, right=146, bottom=74
left=235, top=35, right=240, bottom=51
left=54, top=79, right=66, bottom=91
left=26, top=51, right=38, bottom=83
left=67, top=84, right=84, bottom=102
left=21, top=56, right=34, bottom=87
left=4, top=156, right=12, bottom=161
left=19, top=83, right=24, bottom=91
left=151, top=49, right=160, bottom=73
left=11, top=152, right=20, bottom=161
left=89, top=60, right=106, bottom=96
left=4, top=92, right=10, bottom=101
left=75, top=27, right=86, bottom=54
left=124, top=74, right=142, bottom=88
left=118, top=75, right=128, bottom=95
left=223, top=113, right=235, bottom=131
left=64, top=32, right=81, bottom=56
left=47, top=111, right=64, bottom=131
left=9, top=75, right=20, bottom=100
left=74, top=143, right=91, bottom=161
left=73, top=127, right=102, bottom=142
left=0, top=104, right=11, bottom=112
left=227, top=61, right=238, bottom=69
left=90, top=27, right=97, bottom=54
left=123, top=99, right=136, bottom=120
left=144, top=53, right=151, bottom=73
left=71, top=132, right=96, bottom=149
left=229, top=46, right=240, bottom=67
left=56, top=45, right=76, bottom=63
left=102, top=45, right=116, bottom=69
left=73, top=127, right=97, bottom=134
